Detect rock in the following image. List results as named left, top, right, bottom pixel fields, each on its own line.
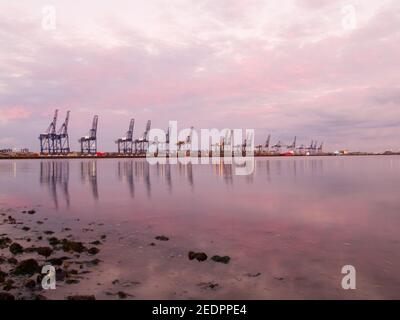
left=56, top=269, right=67, bottom=281
left=36, top=274, right=43, bottom=284
left=85, top=259, right=101, bottom=267
left=117, top=291, right=128, bottom=299
left=0, top=237, right=11, bottom=249
left=0, top=292, right=15, bottom=300
left=28, top=210, right=36, bottom=215
left=65, top=279, right=80, bottom=284
left=7, top=257, right=18, bottom=265
left=90, top=240, right=101, bottom=245
left=3, top=279, right=15, bottom=291
left=149, top=242, right=156, bottom=246
left=155, top=235, right=169, bottom=241
left=88, top=247, right=99, bottom=255
left=198, top=282, right=219, bottom=290
left=100, top=235, right=106, bottom=239
left=9, top=242, right=24, bottom=255
left=48, top=237, right=60, bottom=246
left=246, top=272, right=261, bottom=277
left=25, top=279, right=36, bottom=289
left=32, top=294, right=47, bottom=300
left=0, top=270, right=7, bottom=283
left=211, top=255, right=230, bottom=264
left=67, top=295, right=96, bottom=300
left=36, top=247, right=53, bottom=257
left=43, top=230, right=54, bottom=235
left=13, top=259, right=40, bottom=276
left=47, top=257, right=69, bottom=266
left=7, top=216, right=16, bottom=224
left=188, top=251, right=208, bottom=262
left=22, top=226, right=30, bottom=231
left=61, top=239, right=86, bottom=253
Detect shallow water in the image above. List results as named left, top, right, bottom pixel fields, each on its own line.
left=1, top=156, right=400, bottom=299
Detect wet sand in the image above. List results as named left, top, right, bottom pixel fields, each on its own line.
left=1, top=203, right=399, bottom=300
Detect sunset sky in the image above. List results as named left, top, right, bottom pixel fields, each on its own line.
left=0, top=0, right=399, bottom=152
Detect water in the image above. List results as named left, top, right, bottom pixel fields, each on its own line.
left=1, top=156, right=400, bottom=299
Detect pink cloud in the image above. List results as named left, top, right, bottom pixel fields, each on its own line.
left=0, top=1, right=399, bottom=151
left=0, top=106, right=31, bottom=121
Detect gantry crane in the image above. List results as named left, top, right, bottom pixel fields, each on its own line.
left=79, top=115, right=98, bottom=154
left=135, top=120, right=151, bottom=154
left=116, top=119, right=135, bottom=154
left=39, top=109, right=58, bottom=154
left=56, top=111, right=70, bottom=154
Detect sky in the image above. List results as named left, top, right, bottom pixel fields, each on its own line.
left=0, top=0, right=399, bottom=152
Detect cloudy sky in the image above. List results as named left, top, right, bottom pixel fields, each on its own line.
left=0, top=0, right=399, bottom=152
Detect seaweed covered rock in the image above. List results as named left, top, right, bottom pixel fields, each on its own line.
left=9, top=242, right=24, bottom=255
left=61, top=239, right=86, bottom=253
left=48, top=237, right=60, bottom=246
left=188, top=251, right=208, bottom=262
left=0, top=237, right=11, bottom=249
left=87, top=247, right=100, bottom=255
left=155, top=235, right=169, bottom=241
left=36, top=247, right=53, bottom=258
left=0, top=292, right=15, bottom=300
left=13, top=259, right=40, bottom=276
left=211, top=255, right=230, bottom=264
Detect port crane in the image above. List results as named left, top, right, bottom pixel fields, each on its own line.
left=272, top=140, right=283, bottom=153
left=56, top=111, right=70, bottom=154
left=317, top=142, right=323, bottom=154
left=134, top=120, right=151, bottom=154
left=177, top=126, right=194, bottom=151
left=220, top=129, right=233, bottom=156
left=286, top=136, right=297, bottom=151
left=116, top=119, right=135, bottom=154
left=242, top=131, right=253, bottom=155
left=39, top=109, right=58, bottom=154
left=79, top=115, right=98, bottom=154
left=164, top=125, right=171, bottom=154
left=265, top=134, right=271, bottom=151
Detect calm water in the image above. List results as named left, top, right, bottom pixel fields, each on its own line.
left=1, top=156, right=400, bottom=299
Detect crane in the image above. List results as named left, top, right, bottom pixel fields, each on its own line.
left=56, top=111, right=70, bottom=154
left=39, top=109, right=58, bottom=154
left=79, top=115, right=98, bottom=154
left=287, top=136, right=297, bottom=151
left=116, top=119, right=135, bottom=154
left=135, top=120, right=151, bottom=154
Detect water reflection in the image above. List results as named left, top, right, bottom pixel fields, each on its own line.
left=31, top=158, right=328, bottom=208
left=118, top=161, right=135, bottom=198
left=80, top=161, right=99, bottom=200
left=134, top=161, right=151, bottom=197
left=40, top=161, right=70, bottom=208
